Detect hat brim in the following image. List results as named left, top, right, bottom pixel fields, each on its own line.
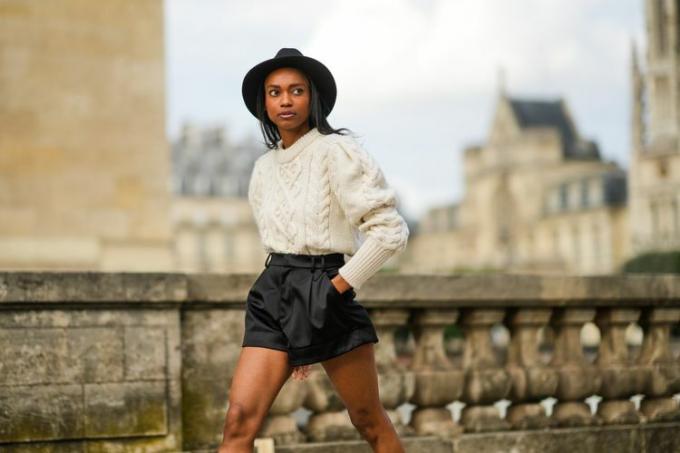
left=241, top=55, right=337, bottom=119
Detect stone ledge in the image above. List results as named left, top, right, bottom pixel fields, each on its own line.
left=186, top=435, right=453, bottom=453
left=451, top=421, right=680, bottom=452
left=2, top=272, right=680, bottom=308
left=184, top=423, right=680, bottom=453
left=0, top=272, right=187, bottom=305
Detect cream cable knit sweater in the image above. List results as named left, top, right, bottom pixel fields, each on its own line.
left=247, top=127, right=409, bottom=289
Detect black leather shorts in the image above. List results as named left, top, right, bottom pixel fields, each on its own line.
left=241, top=251, right=379, bottom=366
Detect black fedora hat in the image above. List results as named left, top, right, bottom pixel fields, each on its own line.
left=241, top=48, right=337, bottom=119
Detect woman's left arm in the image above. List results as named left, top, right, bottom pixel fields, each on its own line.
left=328, top=136, right=409, bottom=291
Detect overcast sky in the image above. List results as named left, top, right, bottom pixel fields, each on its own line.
left=165, top=0, right=645, bottom=221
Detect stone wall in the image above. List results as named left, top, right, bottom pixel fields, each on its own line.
left=1, top=271, right=680, bottom=452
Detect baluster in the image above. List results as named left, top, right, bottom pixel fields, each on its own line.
left=638, top=308, right=680, bottom=421
left=506, top=308, right=558, bottom=429
left=460, top=309, right=512, bottom=432
left=595, top=308, right=647, bottom=424
left=408, top=308, right=463, bottom=437
left=372, top=308, right=416, bottom=437
left=551, top=309, right=602, bottom=426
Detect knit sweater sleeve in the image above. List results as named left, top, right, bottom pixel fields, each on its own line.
left=328, top=136, right=409, bottom=289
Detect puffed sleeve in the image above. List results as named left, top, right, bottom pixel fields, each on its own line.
left=328, top=136, right=409, bottom=289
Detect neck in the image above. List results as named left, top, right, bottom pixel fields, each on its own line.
left=279, top=123, right=311, bottom=149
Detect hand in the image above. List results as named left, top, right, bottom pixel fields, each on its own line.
left=331, top=274, right=352, bottom=294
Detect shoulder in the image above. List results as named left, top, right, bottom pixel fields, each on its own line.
left=319, top=131, right=361, bottom=148
left=318, top=132, right=372, bottom=163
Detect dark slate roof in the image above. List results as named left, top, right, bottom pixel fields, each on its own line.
left=508, top=98, right=600, bottom=160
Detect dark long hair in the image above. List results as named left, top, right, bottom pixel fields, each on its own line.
left=255, top=71, right=349, bottom=149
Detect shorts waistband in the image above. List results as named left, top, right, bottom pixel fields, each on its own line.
left=265, top=252, right=345, bottom=269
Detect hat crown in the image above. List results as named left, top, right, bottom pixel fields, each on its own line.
left=275, top=48, right=303, bottom=58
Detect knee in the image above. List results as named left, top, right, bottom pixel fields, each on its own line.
left=348, top=406, right=387, bottom=443
left=223, top=401, right=260, bottom=441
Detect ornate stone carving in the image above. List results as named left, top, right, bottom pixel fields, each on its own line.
left=595, top=309, right=647, bottom=424
left=372, top=308, right=416, bottom=438
left=408, top=309, right=463, bottom=437
left=460, top=309, right=512, bottom=432
left=638, top=308, right=680, bottom=421
left=506, top=308, right=558, bottom=429
left=551, top=309, right=602, bottom=426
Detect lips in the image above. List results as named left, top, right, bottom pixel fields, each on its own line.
left=278, top=111, right=296, bottom=119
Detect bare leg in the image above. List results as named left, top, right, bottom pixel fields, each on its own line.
left=321, top=343, right=405, bottom=453
left=218, top=346, right=292, bottom=453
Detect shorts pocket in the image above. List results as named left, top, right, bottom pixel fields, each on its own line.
left=323, top=268, right=356, bottom=300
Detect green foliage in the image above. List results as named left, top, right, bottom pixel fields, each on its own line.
left=622, top=251, right=680, bottom=274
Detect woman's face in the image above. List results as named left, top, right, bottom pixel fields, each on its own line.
left=263, top=67, right=311, bottom=134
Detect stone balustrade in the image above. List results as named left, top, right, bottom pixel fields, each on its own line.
left=1, top=272, right=680, bottom=452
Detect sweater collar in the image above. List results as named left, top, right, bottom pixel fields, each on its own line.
left=273, top=127, right=321, bottom=164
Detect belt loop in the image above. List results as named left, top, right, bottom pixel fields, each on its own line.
left=264, top=253, right=272, bottom=268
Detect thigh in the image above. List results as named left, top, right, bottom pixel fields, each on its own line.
left=228, top=346, right=293, bottom=418
left=321, top=343, right=382, bottom=414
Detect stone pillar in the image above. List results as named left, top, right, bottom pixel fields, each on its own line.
left=595, top=308, right=647, bottom=424
left=0, top=0, right=173, bottom=271
left=550, top=309, right=602, bottom=426
left=506, top=308, right=558, bottom=429
left=638, top=308, right=680, bottom=421
left=372, top=308, right=416, bottom=437
left=408, top=309, right=463, bottom=437
left=182, top=307, right=247, bottom=450
left=460, top=309, right=511, bottom=432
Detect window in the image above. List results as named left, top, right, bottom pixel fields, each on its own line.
left=559, top=184, right=569, bottom=210
left=580, top=179, right=590, bottom=208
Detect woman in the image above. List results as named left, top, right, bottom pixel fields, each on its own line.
left=219, top=48, right=409, bottom=453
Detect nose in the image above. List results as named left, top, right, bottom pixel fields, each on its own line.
left=280, top=91, right=292, bottom=107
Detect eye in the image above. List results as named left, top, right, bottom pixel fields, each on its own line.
left=268, top=88, right=279, bottom=96
left=293, top=87, right=304, bottom=95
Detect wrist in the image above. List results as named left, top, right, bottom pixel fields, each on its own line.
left=331, top=274, right=352, bottom=293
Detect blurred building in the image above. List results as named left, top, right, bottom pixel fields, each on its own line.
left=628, top=0, right=680, bottom=254
left=405, top=0, right=680, bottom=275
left=0, top=0, right=173, bottom=271
left=3, top=0, right=677, bottom=276
left=402, top=94, right=628, bottom=275
left=170, top=124, right=265, bottom=273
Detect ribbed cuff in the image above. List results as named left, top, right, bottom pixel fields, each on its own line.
left=338, top=236, right=396, bottom=289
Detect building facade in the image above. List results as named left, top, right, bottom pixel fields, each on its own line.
left=402, top=93, right=628, bottom=275
left=628, top=0, right=680, bottom=254
left=405, top=0, right=680, bottom=276
left=170, top=124, right=265, bottom=273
